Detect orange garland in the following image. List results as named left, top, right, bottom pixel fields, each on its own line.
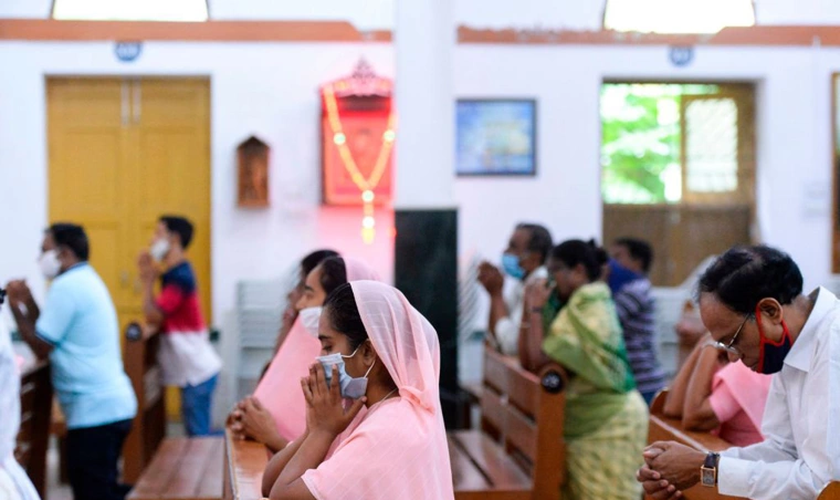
left=323, top=83, right=396, bottom=243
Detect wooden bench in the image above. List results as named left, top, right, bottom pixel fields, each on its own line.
left=123, top=323, right=167, bottom=484
left=450, top=347, right=567, bottom=500
left=821, top=482, right=840, bottom=500
left=127, top=437, right=225, bottom=500
left=648, top=391, right=840, bottom=500
left=15, top=359, right=52, bottom=499
left=459, top=381, right=483, bottom=429
left=223, top=429, right=269, bottom=500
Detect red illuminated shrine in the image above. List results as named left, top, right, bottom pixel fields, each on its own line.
left=320, top=59, right=395, bottom=242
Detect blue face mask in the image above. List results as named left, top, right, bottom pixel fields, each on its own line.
left=502, top=253, right=525, bottom=280
left=607, top=259, right=643, bottom=295
left=316, top=346, right=375, bottom=399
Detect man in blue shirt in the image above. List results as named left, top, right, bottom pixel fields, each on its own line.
left=6, top=223, right=137, bottom=500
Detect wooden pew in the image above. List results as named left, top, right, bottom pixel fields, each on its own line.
left=449, top=347, right=567, bottom=500
left=123, top=322, right=167, bottom=484
left=223, top=429, right=269, bottom=500
left=15, top=360, right=52, bottom=500
left=127, top=437, right=225, bottom=500
left=820, top=482, right=840, bottom=500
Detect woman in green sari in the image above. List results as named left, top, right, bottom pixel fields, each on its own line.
left=520, top=239, right=648, bottom=500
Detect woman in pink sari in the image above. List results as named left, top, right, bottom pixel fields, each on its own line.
left=663, top=333, right=771, bottom=446
left=230, top=257, right=379, bottom=452
left=262, top=281, right=454, bottom=500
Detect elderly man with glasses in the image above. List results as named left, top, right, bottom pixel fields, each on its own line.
left=638, top=245, right=840, bottom=500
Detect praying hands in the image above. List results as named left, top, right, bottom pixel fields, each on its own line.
left=637, top=441, right=707, bottom=499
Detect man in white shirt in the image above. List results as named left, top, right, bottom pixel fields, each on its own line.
left=477, top=223, right=552, bottom=355
left=638, top=245, right=840, bottom=500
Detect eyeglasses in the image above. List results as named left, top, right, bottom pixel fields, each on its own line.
left=714, top=313, right=752, bottom=355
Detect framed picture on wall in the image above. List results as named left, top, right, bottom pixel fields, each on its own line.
left=456, top=99, right=537, bottom=176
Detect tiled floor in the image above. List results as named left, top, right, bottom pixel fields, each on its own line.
left=44, top=439, right=72, bottom=500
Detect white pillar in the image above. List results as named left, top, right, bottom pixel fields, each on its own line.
left=393, top=0, right=455, bottom=209
left=392, top=0, right=460, bottom=427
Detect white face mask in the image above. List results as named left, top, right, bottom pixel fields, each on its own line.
left=300, top=306, right=323, bottom=338
left=38, top=249, right=62, bottom=280
left=149, top=238, right=171, bottom=262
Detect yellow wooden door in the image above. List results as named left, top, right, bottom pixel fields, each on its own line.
left=47, top=78, right=136, bottom=318
left=130, top=79, right=212, bottom=419
left=48, top=77, right=212, bottom=421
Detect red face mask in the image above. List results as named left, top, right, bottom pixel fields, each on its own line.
left=755, top=304, right=793, bottom=374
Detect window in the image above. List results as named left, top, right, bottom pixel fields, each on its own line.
left=604, top=0, right=755, bottom=34
left=683, top=97, right=739, bottom=193
left=52, top=0, right=209, bottom=22
left=601, top=82, right=756, bottom=288
left=601, top=83, right=754, bottom=204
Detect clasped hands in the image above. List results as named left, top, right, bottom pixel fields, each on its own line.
left=637, top=441, right=707, bottom=500
left=301, top=363, right=365, bottom=439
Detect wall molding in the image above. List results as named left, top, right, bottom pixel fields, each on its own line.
left=2, top=19, right=840, bottom=47
left=0, top=19, right=391, bottom=42
left=458, top=25, right=840, bottom=46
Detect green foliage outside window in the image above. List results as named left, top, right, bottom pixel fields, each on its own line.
left=601, top=84, right=719, bottom=204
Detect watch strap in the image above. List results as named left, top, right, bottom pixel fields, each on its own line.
left=704, top=452, right=720, bottom=469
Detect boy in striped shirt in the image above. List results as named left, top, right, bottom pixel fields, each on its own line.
left=138, top=215, right=222, bottom=436
left=610, top=238, right=666, bottom=405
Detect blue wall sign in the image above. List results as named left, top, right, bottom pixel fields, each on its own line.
left=669, top=46, right=695, bottom=67
left=115, top=42, right=143, bottom=63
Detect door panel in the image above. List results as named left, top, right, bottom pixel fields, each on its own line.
left=48, top=79, right=129, bottom=307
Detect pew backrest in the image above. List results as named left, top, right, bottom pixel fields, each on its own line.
left=820, top=482, right=840, bottom=500
left=123, top=323, right=166, bottom=484
left=479, top=348, right=567, bottom=498
left=15, top=360, right=52, bottom=499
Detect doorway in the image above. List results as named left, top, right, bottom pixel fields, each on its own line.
left=47, top=77, right=212, bottom=419
left=601, top=82, right=756, bottom=286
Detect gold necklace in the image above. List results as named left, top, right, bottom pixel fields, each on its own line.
left=371, top=387, right=399, bottom=408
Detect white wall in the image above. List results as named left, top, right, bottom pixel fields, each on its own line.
left=454, top=42, right=836, bottom=293
left=7, top=0, right=840, bottom=30
left=755, top=0, right=840, bottom=25
left=209, top=0, right=393, bottom=29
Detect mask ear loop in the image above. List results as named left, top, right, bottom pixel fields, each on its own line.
left=342, top=340, right=377, bottom=379
left=342, top=345, right=361, bottom=359
left=362, top=358, right=376, bottom=378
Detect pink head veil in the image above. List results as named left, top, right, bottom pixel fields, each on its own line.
left=252, top=256, right=380, bottom=441
left=300, top=280, right=454, bottom=500
left=343, top=257, right=381, bottom=283
left=349, top=280, right=441, bottom=412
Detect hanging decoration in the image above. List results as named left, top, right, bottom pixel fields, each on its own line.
left=320, top=59, right=395, bottom=244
